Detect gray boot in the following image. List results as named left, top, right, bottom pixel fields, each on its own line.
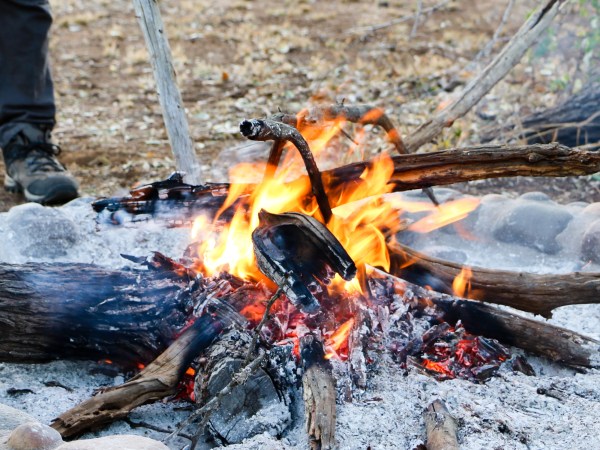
left=2, top=124, right=78, bottom=204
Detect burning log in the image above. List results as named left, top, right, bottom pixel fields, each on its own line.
left=92, top=143, right=600, bottom=222
left=423, top=399, right=459, bottom=450
left=388, top=241, right=600, bottom=318
left=301, top=334, right=337, bottom=450
left=51, top=314, right=225, bottom=438
left=370, top=270, right=600, bottom=370
left=0, top=258, right=198, bottom=365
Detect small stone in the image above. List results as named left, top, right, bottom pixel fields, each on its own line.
left=519, top=191, right=551, bottom=202
left=54, top=435, right=168, bottom=450
left=5, top=204, right=78, bottom=259
left=7, top=422, right=62, bottom=450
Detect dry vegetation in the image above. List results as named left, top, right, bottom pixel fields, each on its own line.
left=0, top=0, right=596, bottom=210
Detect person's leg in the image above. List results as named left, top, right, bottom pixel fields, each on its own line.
left=0, top=0, right=55, bottom=148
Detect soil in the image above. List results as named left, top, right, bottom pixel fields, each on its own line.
left=0, top=0, right=597, bottom=211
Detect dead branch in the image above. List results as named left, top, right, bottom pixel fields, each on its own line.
left=240, top=118, right=333, bottom=223
left=424, top=399, right=459, bottom=450
left=388, top=241, right=600, bottom=318
left=51, top=315, right=224, bottom=438
left=404, top=0, right=569, bottom=152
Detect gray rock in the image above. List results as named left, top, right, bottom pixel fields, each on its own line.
left=5, top=204, right=78, bottom=259
left=493, top=200, right=573, bottom=254
left=0, top=405, right=39, bottom=450
left=55, top=435, right=168, bottom=450
left=7, top=423, right=62, bottom=450
left=581, top=220, right=600, bottom=264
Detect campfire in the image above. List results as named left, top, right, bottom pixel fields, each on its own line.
left=1, top=1, right=600, bottom=448
left=0, top=100, right=592, bottom=449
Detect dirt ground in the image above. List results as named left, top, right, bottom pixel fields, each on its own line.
left=0, top=0, right=598, bottom=211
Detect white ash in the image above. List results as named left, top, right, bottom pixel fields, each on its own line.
left=0, top=191, right=598, bottom=449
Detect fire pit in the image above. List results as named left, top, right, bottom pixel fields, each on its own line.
left=1, top=100, right=600, bottom=450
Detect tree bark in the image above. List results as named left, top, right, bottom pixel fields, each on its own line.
left=424, top=399, right=459, bottom=450
left=388, top=241, right=600, bottom=318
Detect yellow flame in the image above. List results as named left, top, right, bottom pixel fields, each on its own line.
left=407, top=198, right=480, bottom=233
left=325, top=317, right=355, bottom=360
left=452, top=266, right=472, bottom=298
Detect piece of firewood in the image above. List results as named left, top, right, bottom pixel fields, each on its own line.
left=132, top=0, right=201, bottom=184
left=369, top=269, right=600, bottom=370
left=51, top=314, right=224, bottom=438
left=424, top=399, right=459, bottom=450
left=301, top=334, right=337, bottom=450
left=93, top=143, right=600, bottom=220
left=388, top=241, right=600, bottom=318
left=404, top=0, right=569, bottom=152
left=0, top=261, right=195, bottom=366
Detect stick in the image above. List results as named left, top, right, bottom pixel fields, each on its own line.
left=388, top=241, right=600, bottom=318
left=424, top=399, right=459, bottom=450
left=132, top=0, right=202, bottom=184
left=240, top=118, right=333, bottom=223
left=51, top=314, right=224, bottom=438
left=404, top=0, right=569, bottom=152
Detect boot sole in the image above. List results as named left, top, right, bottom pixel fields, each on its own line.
left=4, top=175, right=79, bottom=205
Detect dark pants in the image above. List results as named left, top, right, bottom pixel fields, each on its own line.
left=0, top=0, right=55, bottom=148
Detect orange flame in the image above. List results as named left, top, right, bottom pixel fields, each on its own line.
left=325, top=317, right=355, bottom=360
left=452, top=266, right=472, bottom=298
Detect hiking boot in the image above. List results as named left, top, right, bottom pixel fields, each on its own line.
left=2, top=124, right=79, bottom=205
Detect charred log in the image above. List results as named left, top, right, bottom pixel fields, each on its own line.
left=388, top=241, right=600, bottom=318
left=193, top=329, right=289, bottom=445
left=301, top=334, right=337, bottom=450
left=0, top=260, right=194, bottom=366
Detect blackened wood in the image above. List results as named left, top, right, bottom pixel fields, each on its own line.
left=193, top=329, right=284, bottom=444
left=301, top=334, right=337, bottom=450
left=252, top=210, right=356, bottom=313
left=240, top=118, right=333, bottom=223
left=371, top=271, right=600, bottom=370
left=483, top=85, right=600, bottom=147
left=388, top=241, right=600, bottom=318
left=0, top=262, right=193, bottom=366
left=51, top=315, right=223, bottom=438
left=424, top=399, right=459, bottom=450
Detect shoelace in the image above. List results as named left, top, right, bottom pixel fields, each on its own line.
left=22, top=142, right=64, bottom=173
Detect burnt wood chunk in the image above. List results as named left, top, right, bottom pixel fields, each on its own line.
left=252, top=210, right=356, bottom=312
left=301, top=334, right=336, bottom=450
left=51, top=314, right=224, bottom=438
left=424, top=399, right=460, bottom=450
